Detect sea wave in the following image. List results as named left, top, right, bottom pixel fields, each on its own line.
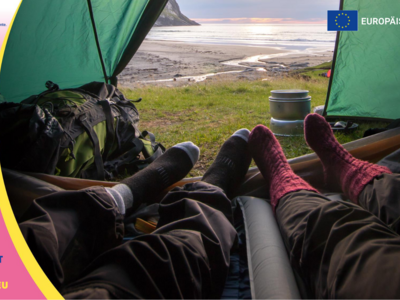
left=147, top=24, right=335, bottom=51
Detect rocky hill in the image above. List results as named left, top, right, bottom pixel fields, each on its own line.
left=155, top=0, right=199, bottom=26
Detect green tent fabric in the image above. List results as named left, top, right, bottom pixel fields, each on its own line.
left=325, top=0, right=400, bottom=121
left=0, top=0, right=167, bottom=103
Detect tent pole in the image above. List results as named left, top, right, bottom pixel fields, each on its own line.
left=87, top=0, right=109, bottom=84
left=323, top=0, right=344, bottom=118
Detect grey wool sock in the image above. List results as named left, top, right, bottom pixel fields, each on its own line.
left=202, top=129, right=252, bottom=197
left=121, top=142, right=200, bottom=214
left=105, top=184, right=134, bottom=215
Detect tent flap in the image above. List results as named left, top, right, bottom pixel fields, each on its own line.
left=93, top=0, right=150, bottom=79
left=0, top=0, right=167, bottom=103
left=0, top=1, right=104, bottom=103
left=325, top=0, right=400, bottom=121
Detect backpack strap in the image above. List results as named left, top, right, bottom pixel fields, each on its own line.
left=138, top=143, right=164, bottom=165
left=79, top=115, right=105, bottom=180
left=141, top=130, right=156, bottom=143
left=99, top=100, right=115, bottom=161
left=104, top=138, right=144, bottom=179
left=21, top=81, right=60, bottom=105
left=140, top=130, right=166, bottom=157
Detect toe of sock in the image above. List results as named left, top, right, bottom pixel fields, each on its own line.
left=232, top=128, right=251, bottom=142
left=249, top=124, right=274, bottom=145
left=172, top=142, right=200, bottom=166
left=305, top=114, right=334, bottom=146
left=306, top=114, right=331, bottom=130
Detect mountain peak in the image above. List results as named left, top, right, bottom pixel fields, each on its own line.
left=155, top=0, right=200, bottom=26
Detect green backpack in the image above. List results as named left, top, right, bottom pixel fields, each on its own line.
left=0, top=81, right=164, bottom=180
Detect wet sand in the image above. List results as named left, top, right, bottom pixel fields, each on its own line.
left=118, top=40, right=333, bottom=87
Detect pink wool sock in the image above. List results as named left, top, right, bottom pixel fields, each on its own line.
left=304, top=114, right=392, bottom=203
left=249, top=125, right=318, bottom=212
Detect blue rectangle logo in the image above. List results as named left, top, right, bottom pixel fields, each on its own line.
left=328, top=10, right=358, bottom=31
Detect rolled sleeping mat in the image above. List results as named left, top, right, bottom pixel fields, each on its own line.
left=235, top=196, right=300, bottom=299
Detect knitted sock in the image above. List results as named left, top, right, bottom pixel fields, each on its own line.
left=304, top=113, right=392, bottom=203
left=121, top=142, right=200, bottom=214
left=202, top=129, right=252, bottom=196
left=248, top=125, right=318, bottom=212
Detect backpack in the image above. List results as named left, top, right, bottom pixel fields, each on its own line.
left=0, top=81, right=164, bottom=180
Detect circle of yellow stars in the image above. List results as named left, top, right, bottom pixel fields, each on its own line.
left=336, top=13, right=351, bottom=29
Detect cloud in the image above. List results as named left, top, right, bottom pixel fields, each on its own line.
left=178, top=0, right=339, bottom=21
left=192, top=17, right=327, bottom=24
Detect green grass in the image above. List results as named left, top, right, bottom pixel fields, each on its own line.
left=122, top=75, right=388, bottom=178
left=302, top=61, right=332, bottom=71
left=291, top=61, right=333, bottom=80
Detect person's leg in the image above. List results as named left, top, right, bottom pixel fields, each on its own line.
left=304, top=114, right=397, bottom=225
left=249, top=125, right=400, bottom=298
left=62, top=129, right=252, bottom=299
left=63, top=181, right=237, bottom=299
left=248, top=125, right=318, bottom=212
left=358, top=173, right=400, bottom=233
left=120, top=141, right=200, bottom=214
left=19, top=142, right=200, bottom=291
left=202, top=128, right=252, bottom=198
left=24, top=130, right=252, bottom=299
left=276, top=191, right=400, bottom=299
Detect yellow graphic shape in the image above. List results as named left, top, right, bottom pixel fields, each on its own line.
left=0, top=2, right=64, bottom=299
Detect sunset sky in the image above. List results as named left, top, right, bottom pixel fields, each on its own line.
left=179, top=0, right=340, bottom=24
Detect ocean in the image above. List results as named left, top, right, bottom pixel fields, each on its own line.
left=147, top=24, right=336, bottom=52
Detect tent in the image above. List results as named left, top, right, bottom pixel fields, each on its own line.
left=2, top=0, right=399, bottom=122
left=324, top=0, right=400, bottom=121
left=2, top=0, right=400, bottom=298
left=0, top=0, right=168, bottom=103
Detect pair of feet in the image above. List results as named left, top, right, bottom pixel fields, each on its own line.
left=120, top=114, right=391, bottom=215
left=249, top=114, right=391, bottom=211
left=120, top=128, right=251, bottom=214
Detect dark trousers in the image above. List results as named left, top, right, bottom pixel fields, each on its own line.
left=19, top=182, right=236, bottom=299
left=277, top=174, right=400, bottom=299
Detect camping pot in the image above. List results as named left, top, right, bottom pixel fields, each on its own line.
left=270, top=89, right=309, bottom=99
left=269, top=96, right=311, bottom=120
left=270, top=118, right=304, bottom=136
left=269, top=90, right=311, bottom=136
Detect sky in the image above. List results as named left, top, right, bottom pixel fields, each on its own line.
left=178, top=0, right=340, bottom=24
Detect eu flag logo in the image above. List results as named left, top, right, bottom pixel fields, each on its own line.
left=328, top=10, right=358, bottom=31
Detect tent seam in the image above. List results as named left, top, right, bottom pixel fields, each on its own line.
left=87, top=0, right=108, bottom=83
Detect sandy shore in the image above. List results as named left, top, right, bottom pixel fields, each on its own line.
left=118, top=40, right=333, bottom=87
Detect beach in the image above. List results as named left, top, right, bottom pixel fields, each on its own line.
left=118, top=39, right=334, bottom=88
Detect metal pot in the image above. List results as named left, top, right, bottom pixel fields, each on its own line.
left=270, top=89, right=309, bottom=99
left=269, top=96, right=311, bottom=120
left=270, top=118, right=304, bottom=136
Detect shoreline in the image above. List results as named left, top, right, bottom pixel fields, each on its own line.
left=118, top=40, right=333, bottom=88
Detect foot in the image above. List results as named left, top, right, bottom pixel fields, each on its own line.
left=202, top=129, right=252, bottom=197
left=120, top=142, right=200, bottom=214
left=304, top=113, right=391, bottom=202
left=248, top=125, right=318, bottom=211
